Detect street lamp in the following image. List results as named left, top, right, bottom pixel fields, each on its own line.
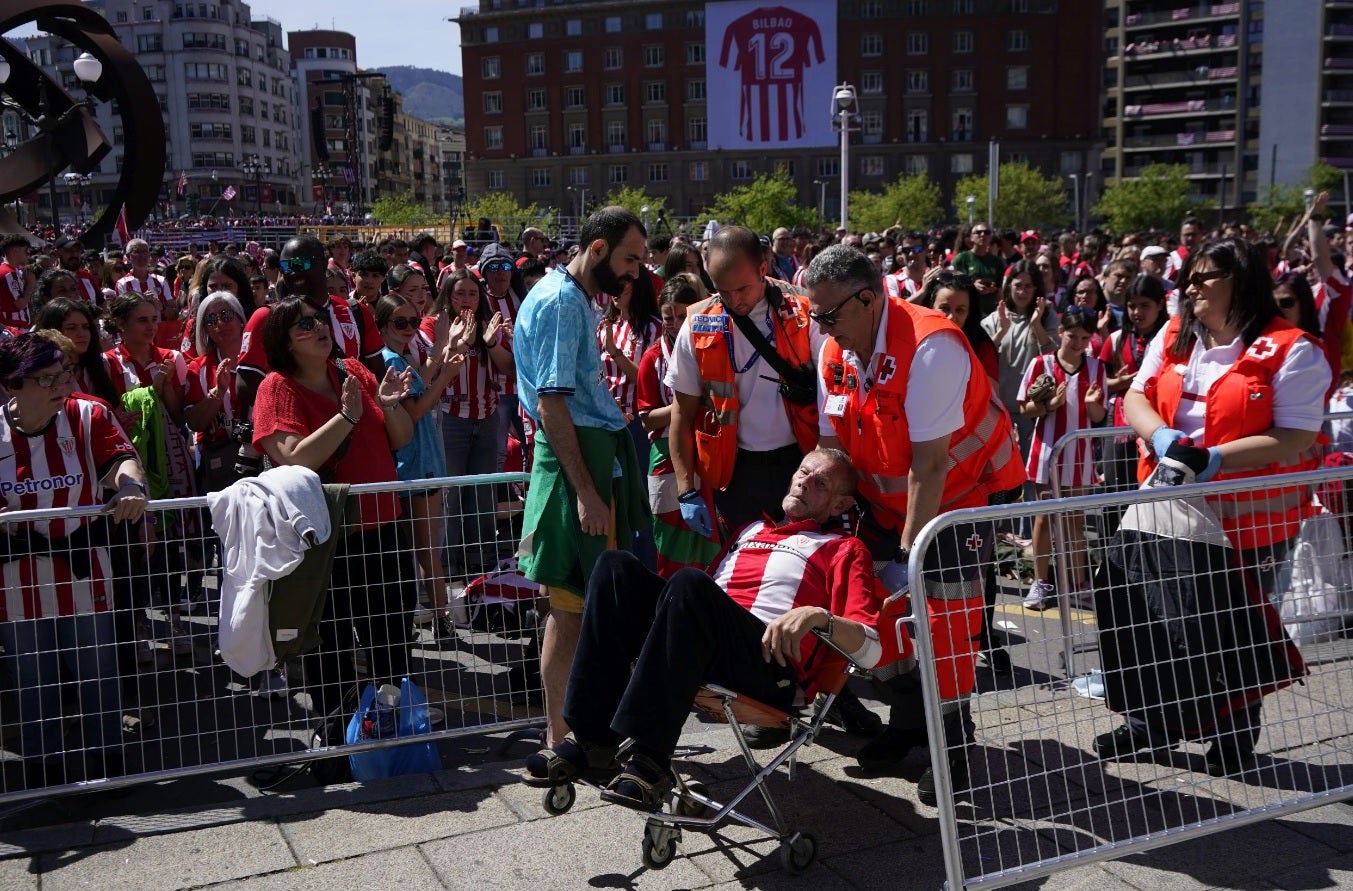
left=965, top=194, right=976, bottom=225
left=0, top=51, right=103, bottom=231
left=831, top=84, right=858, bottom=233
left=1069, top=174, right=1080, bottom=233
left=566, top=185, right=588, bottom=221
left=640, top=203, right=651, bottom=232
left=240, top=153, right=263, bottom=219
left=811, top=178, right=827, bottom=230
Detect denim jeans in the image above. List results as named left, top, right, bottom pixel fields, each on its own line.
left=442, top=411, right=501, bottom=574
left=0, top=611, right=122, bottom=764
left=496, top=394, right=525, bottom=469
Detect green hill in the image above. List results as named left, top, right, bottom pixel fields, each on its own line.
left=373, top=66, right=464, bottom=126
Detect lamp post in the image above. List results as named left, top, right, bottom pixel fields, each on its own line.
left=832, top=84, right=858, bottom=233
left=0, top=52, right=103, bottom=231
left=1070, top=174, right=1080, bottom=233
left=240, top=153, right=263, bottom=219
left=965, top=194, right=976, bottom=225
left=640, top=203, right=651, bottom=232
left=313, top=163, right=333, bottom=213
left=812, top=178, right=827, bottom=230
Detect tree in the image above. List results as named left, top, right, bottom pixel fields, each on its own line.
left=597, top=186, right=671, bottom=229
left=1092, top=163, right=1213, bottom=233
left=369, top=192, right=434, bottom=228
left=698, top=171, right=817, bottom=234
left=952, top=162, right=1070, bottom=230
left=1247, top=162, right=1345, bottom=236
left=849, top=173, right=943, bottom=233
left=458, top=192, right=548, bottom=240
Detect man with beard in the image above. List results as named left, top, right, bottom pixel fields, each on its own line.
left=514, top=206, right=653, bottom=748
left=52, top=236, right=101, bottom=305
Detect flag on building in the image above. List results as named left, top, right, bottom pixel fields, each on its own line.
left=343, top=167, right=356, bottom=185
left=176, top=171, right=188, bottom=196
left=221, top=185, right=237, bottom=201
left=114, top=205, right=131, bottom=247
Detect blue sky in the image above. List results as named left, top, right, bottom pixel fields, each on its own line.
left=243, top=1, right=464, bottom=74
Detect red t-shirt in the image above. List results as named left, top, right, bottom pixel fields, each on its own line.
left=251, top=359, right=402, bottom=531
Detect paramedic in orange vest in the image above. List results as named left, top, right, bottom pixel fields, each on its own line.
left=806, top=244, right=1027, bottom=806
left=1106, top=237, right=1329, bottom=772
left=666, top=225, right=825, bottom=533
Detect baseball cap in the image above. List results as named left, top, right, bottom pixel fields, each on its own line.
left=52, top=235, right=82, bottom=251
left=1019, top=230, right=1042, bottom=242
left=1140, top=245, right=1168, bottom=260
left=452, top=240, right=468, bottom=250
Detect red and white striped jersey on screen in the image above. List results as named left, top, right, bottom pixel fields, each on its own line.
left=717, top=7, right=826, bottom=142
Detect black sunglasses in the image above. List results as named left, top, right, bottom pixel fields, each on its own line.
left=1184, top=269, right=1229, bottom=290
left=279, top=256, right=316, bottom=274
left=290, top=315, right=327, bottom=332
left=388, top=317, right=420, bottom=331
left=481, top=260, right=513, bottom=274
left=810, top=287, right=869, bottom=328
left=202, top=311, right=238, bottom=326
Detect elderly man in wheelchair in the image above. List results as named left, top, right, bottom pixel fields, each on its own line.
left=521, top=447, right=912, bottom=815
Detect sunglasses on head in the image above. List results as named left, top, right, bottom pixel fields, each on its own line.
left=279, top=256, right=315, bottom=274
left=388, top=317, right=419, bottom=331
left=202, top=311, right=238, bottom=326
left=290, top=315, right=327, bottom=332
left=481, top=260, right=513, bottom=274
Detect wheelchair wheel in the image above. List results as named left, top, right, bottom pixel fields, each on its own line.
left=641, top=834, right=675, bottom=870
left=779, top=831, right=817, bottom=874
left=541, top=782, right=575, bottom=816
left=674, top=780, right=712, bottom=818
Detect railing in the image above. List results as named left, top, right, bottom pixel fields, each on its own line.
left=0, top=473, right=535, bottom=805
left=1124, top=2, right=1242, bottom=28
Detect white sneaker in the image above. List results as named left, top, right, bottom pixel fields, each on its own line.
left=1023, top=579, right=1056, bottom=611
left=256, top=668, right=289, bottom=699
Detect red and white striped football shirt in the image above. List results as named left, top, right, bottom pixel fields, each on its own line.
left=103, top=343, right=189, bottom=401
left=488, top=289, right=521, bottom=396
left=441, top=348, right=501, bottom=421
left=635, top=338, right=675, bottom=442
left=599, top=316, right=660, bottom=416
left=883, top=273, right=922, bottom=300
left=0, top=262, right=27, bottom=327
left=1018, top=352, right=1106, bottom=488
left=184, top=350, right=237, bottom=445
left=0, top=395, right=140, bottom=620
left=116, top=271, right=175, bottom=305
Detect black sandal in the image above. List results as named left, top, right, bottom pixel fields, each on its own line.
left=521, top=735, right=618, bottom=788
left=598, top=753, right=674, bottom=812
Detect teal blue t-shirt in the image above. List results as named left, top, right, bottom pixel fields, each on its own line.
left=381, top=347, right=447, bottom=482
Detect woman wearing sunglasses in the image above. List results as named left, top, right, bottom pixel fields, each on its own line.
left=251, top=296, right=416, bottom=718
left=376, top=292, right=465, bottom=638
left=1105, top=237, right=1330, bottom=776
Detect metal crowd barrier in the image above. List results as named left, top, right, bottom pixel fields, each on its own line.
left=0, top=472, right=537, bottom=805
left=908, top=464, right=1353, bottom=891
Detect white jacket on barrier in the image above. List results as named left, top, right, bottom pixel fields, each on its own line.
left=207, top=465, right=331, bottom=677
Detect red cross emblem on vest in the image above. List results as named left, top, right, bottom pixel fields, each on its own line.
left=876, top=355, right=898, bottom=385
left=1246, top=336, right=1278, bottom=361
left=965, top=532, right=984, bottom=552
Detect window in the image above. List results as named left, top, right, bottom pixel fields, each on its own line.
left=953, top=69, right=974, bottom=91
left=607, top=120, right=626, bottom=148
left=526, top=53, right=544, bottom=75
left=236, top=67, right=251, bottom=86
left=907, top=109, right=928, bottom=142
left=645, top=45, right=664, bottom=67
left=605, top=16, right=622, bottom=32
left=862, top=111, right=883, bottom=136
left=258, top=73, right=267, bottom=92
left=953, top=31, right=973, bottom=53
left=906, top=155, right=929, bottom=175
left=686, top=79, right=707, bottom=101
left=907, top=70, right=928, bottom=93
left=908, top=0, right=928, bottom=12
left=191, top=151, right=235, bottom=168
left=951, top=153, right=973, bottom=173
left=686, top=42, right=706, bottom=64
left=532, top=168, right=551, bottom=187
left=953, top=108, right=973, bottom=141
left=189, top=122, right=233, bottom=139
left=186, top=62, right=228, bottom=81
left=187, top=93, right=231, bottom=110
left=527, top=89, right=547, bottom=111
left=649, top=163, right=668, bottom=183
left=484, top=126, right=503, bottom=149
left=861, top=34, right=883, bottom=57
left=690, top=161, right=708, bottom=182
left=182, top=32, right=225, bottom=49
left=137, top=34, right=162, bottom=52
left=645, top=12, right=662, bottom=29
left=1005, top=105, right=1028, bottom=129
left=488, top=170, right=504, bottom=189
left=646, top=118, right=667, bottom=146
left=604, top=48, right=623, bottom=69
left=1008, top=29, right=1029, bottom=52
left=953, top=0, right=973, bottom=12
left=606, top=84, right=625, bottom=105
left=688, top=116, right=707, bottom=146
left=1006, top=151, right=1029, bottom=164
left=1059, top=151, right=1082, bottom=175
left=1007, top=66, right=1028, bottom=90
left=569, top=123, right=587, bottom=150
left=818, top=158, right=840, bottom=177
left=566, top=18, right=582, bottom=36
left=566, top=86, right=585, bottom=108
left=861, top=0, right=882, bottom=17
left=774, top=159, right=796, bottom=177
left=907, top=32, right=928, bottom=54
left=569, top=167, right=589, bottom=186
left=731, top=160, right=752, bottom=180
left=862, top=71, right=883, bottom=94
left=685, top=9, right=705, bottom=27
left=483, top=92, right=503, bottom=114
left=1009, top=0, right=1028, bottom=10
left=484, top=26, right=499, bottom=42
left=609, top=164, right=628, bottom=185
left=861, top=156, right=884, bottom=176
left=645, top=82, right=666, bottom=104
left=528, top=22, right=543, bottom=39
left=565, top=51, right=583, bottom=72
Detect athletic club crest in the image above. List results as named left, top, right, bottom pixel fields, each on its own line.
left=57, top=437, right=76, bottom=459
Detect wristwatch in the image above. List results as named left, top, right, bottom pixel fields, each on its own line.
left=678, top=488, right=701, bottom=503
left=121, top=480, right=148, bottom=495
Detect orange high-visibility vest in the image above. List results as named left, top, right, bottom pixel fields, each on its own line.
left=687, top=281, right=819, bottom=491
left=1138, top=316, right=1321, bottom=550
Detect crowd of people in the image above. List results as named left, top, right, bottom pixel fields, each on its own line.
left=0, top=194, right=1344, bottom=800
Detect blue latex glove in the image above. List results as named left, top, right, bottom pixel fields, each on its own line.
left=1196, top=446, right=1224, bottom=482
left=679, top=496, right=713, bottom=538
left=1150, top=425, right=1186, bottom=458
left=880, top=559, right=910, bottom=598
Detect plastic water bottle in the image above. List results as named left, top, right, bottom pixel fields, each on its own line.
left=374, top=684, right=401, bottom=737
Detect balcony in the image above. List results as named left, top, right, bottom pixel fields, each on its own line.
left=1326, top=89, right=1353, bottom=104
left=1320, top=123, right=1353, bottom=139
left=608, top=143, right=625, bottom=153
left=689, top=140, right=707, bottom=150
left=1329, top=23, right=1353, bottom=40
left=530, top=148, right=547, bottom=157
left=569, top=146, right=586, bottom=155
left=1122, top=129, right=1236, bottom=150
left=1123, top=3, right=1242, bottom=30
left=1124, top=66, right=1238, bottom=90
left=1122, top=32, right=1238, bottom=60
left=1123, top=98, right=1235, bottom=120
left=646, top=142, right=666, bottom=151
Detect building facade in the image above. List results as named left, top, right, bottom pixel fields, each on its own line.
left=25, top=0, right=306, bottom=221
left=454, top=0, right=1103, bottom=221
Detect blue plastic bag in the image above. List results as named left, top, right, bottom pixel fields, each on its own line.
left=344, top=678, right=442, bottom=781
